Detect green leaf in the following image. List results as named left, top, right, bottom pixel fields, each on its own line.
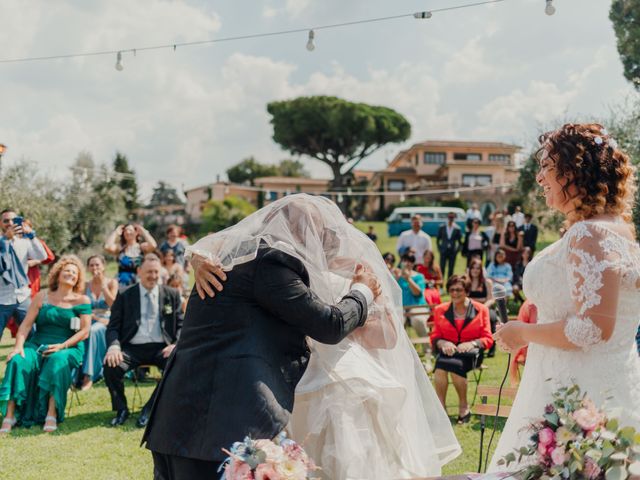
left=606, top=418, right=620, bottom=432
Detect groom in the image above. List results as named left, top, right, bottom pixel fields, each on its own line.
left=142, top=237, right=381, bottom=479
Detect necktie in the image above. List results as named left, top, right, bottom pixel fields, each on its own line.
left=145, top=291, right=156, bottom=332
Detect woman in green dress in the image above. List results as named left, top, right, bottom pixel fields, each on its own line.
left=0, top=255, right=91, bottom=433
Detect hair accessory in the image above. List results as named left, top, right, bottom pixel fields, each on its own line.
left=594, top=136, right=603, bottom=145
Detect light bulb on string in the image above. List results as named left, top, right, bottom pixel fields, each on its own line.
left=545, top=0, right=556, bottom=16
left=337, top=193, right=344, bottom=203
left=413, top=11, right=432, bottom=19
left=399, top=193, right=406, bottom=202
left=454, top=190, right=460, bottom=199
left=115, top=51, right=124, bottom=71
left=306, top=30, right=315, bottom=51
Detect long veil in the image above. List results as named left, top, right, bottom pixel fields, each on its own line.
left=187, top=194, right=460, bottom=478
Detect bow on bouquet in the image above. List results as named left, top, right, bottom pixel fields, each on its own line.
left=220, top=432, right=319, bottom=480
left=498, top=384, right=640, bottom=480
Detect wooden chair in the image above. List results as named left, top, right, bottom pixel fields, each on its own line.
left=472, top=385, right=519, bottom=472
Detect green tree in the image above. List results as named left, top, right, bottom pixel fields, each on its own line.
left=0, top=160, right=71, bottom=252
left=610, top=0, right=640, bottom=89
left=148, top=181, right=184, bottom=207
left=199, top=196, right=256, bottom=234
left=277, top=159, right=309, bottom=178
left=267, top=96, right=411, bottom=211
left=65, top=152, right=127, bottom=251
left=226, top=157, right=278, bottom=185
left=112, top=151, right=139, bottom=215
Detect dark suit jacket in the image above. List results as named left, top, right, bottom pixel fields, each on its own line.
left=142, top=245, right=368, bottom=462
left=518, top=223, right=538, bottom=250
left=436, top=223, right=463, bottom=254
left=106, top=283, right=184, bottom=349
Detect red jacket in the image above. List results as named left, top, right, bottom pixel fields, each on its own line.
left=430, top=300, right=494, bottom=350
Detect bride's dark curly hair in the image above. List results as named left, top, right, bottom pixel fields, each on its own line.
left=537, top=123, right=636, bottom=226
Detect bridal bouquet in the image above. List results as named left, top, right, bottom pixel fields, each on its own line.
left=498, top=384, right=640, bottom=479
left=220, top=432, right=319, bottom=480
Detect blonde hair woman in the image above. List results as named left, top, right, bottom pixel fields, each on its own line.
left=0, top=255, right=91, bottom=433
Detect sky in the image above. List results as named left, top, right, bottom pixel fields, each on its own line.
left=0, top=0, right=634, bottom=201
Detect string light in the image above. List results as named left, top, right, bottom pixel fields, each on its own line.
left=0, top=0, right=512, bottom=66
left=399, top=193, right=406, bottom=202
left=115, top=51, right=123, bottom=71
left=306, top=30, right=315, bottom=51
left=337, top=193, right=344, bottom=203
left=544, top=0, right=556, bottom=16
left=454, top=190, right=460, bottom=199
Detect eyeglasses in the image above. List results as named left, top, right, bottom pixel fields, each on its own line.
left=448, top=287, right=466, bottom=293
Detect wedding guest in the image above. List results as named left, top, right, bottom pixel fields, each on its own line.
left=158, top=225, right=189, bottom=271
left=487, top=213, right=504, bottom=267
left=104, top=223, right=157, bottom=289
left=518, top=213, right=539, bottom=254
left=509, top=300, right=537, bottom=386
left=80, top=255, right=119, bottom=391
left=436, top=212, right=463, bottom=280
left=103, top=253, right=183, bottom=428
left=394, top=253, right=429, bottom=336
left=512, top=247, right=533, bottom=304
left=465, top=203, right=482, bottom=230
left=511, top=206, right=525, bottom=228
left=486, top=248, right=513, bottom=297
left=431, top=275, right=493, bottom=423
left=365, top=226, right=378, bottom=242
left=159, top=249, right=187, bottom=288
left=382, top=252, right=396, bottom=272
left=415, top=250, right=442, bottom=307
left=0, top=255, right=91, bottom=433
left=461, top=218, right=490, bottom=266
left=396, top=214, right=432, bottom=266
left=167, top=273, right=188, bottom=314
left=467, top=258, right=498, bottom=357
left=22, top=219, right=56, bottom=297
left=500, top=220, right=523, bottom=269
left=0, top=209, right=48, bottom=338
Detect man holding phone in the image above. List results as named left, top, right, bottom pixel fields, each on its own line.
left=0, top=208, right=47, bottom=336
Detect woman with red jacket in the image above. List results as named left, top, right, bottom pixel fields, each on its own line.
left=430, top=274, right=494, bottom=423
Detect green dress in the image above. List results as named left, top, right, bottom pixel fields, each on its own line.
left=0, top=302, right=91, bottom=426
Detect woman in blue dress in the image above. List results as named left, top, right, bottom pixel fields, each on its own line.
left=104, top=223, right=157, bottom=289
left=79, top=254, right=118, bottom=390
left=0, top=255, right=91, bottom=433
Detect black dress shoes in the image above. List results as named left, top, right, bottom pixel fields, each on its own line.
left=111, top=409, right=130, bottom=426
left=136, top=408, right=151, bottom=428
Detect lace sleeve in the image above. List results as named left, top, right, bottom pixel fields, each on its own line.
left=564, top=223, right=623, bottom=349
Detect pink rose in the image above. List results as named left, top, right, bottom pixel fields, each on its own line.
left=226, top=461, right=255, bottom=480
left=584, top=458, right=602, bottom=479
left=255, top=463, right=281, bottom=480
left=573, top=408, right=600, bottom=432
left=550, top=446, right=567, bottom=466
left=283, top=443, right=306, bottom=463
left=538, top=427, right=556, bottom=447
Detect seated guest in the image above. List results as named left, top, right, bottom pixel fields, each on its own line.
left=166, top=273, right=188, bottom=314
left=467, top=258, right=498, bottom=357
left=415, top=250, right=442, bottom=307
left=80, top=255, right=119, bottom=391
left=0, top=255, right=91, bottom=433
left=511, top=247, right=532, bottom=304
left=394, top=253, right=429, bottom=336
left=486, top=248, right=513, bottom=297
left=103, top=253, right=184, bottom=428
left=158, top=224, right=190, bottom=272
left=509, top=300, right=537, bottom=386
left=430, top=275, right=493, bottom=424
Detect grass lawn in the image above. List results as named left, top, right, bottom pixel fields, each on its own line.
left=0, top=222, right=542, bottom=479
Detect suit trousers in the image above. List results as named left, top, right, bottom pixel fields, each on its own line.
left=152, top=451, right=222, bottom=480
left=104, top=342, right=167, bottom=412
left=439, top=249, right=457, bottom=280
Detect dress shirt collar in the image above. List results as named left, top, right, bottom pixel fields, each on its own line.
left=139, top=282, right=159, bottom=299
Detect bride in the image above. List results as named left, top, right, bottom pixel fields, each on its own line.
left=490, top=123, right=640, bottom=471
left=190, top=194, right=460, bottom=479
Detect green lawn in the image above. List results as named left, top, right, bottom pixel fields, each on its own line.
left=0, top=222, right=537, bottom=479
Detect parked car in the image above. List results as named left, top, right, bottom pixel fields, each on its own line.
left=387, top=206, right=466, bottom=237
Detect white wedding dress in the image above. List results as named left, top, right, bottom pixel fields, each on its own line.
left=288, top=273, right=461, bottom=480
left=489, top=219, right=640, bottom=471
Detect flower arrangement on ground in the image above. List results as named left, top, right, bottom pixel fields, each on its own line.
left=499, top=384, right=640, bottom=479
left=220, top=432, right=319, bottom=480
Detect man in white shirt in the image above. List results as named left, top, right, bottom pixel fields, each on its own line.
left=104, top=253, right=184, bottom=428
left=465, top=203, right=482, bottom=230
left=0, top=208, right=47, bottom=335
left=396, top=214, right=432, bottom=265
left=511, top=206, right=525, bottom=228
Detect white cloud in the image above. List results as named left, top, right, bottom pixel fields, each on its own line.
left=443, top=36, right=497, bottom=85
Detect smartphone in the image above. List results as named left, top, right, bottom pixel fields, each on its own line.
left=36, top=344, right=48, bottom=355
left=13, top=216, right=23, bottom=226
